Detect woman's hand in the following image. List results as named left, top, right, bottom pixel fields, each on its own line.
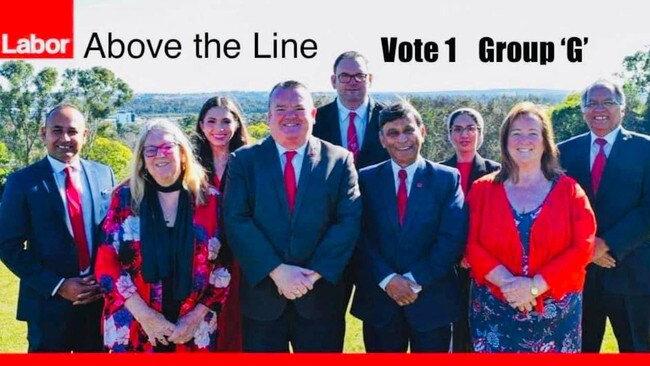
left=501, top=276, right=537, bottom=309
left=168, top=304, right=210, bottom=344
left=124, top=294, right=176, bottom=346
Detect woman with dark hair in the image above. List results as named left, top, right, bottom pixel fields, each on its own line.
left=465, top=102, right=596, bottom=352
left=194, top=96, right=251, bottom=352
left=441, top=108, right=500, bottom=352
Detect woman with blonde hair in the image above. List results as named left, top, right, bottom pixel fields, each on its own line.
left=96, top=119, right=230, bottom=352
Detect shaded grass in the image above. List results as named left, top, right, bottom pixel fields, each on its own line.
left=0, top=263, right=619, bottom=353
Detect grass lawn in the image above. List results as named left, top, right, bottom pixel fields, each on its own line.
left=0, top=263, right=618, bottom=353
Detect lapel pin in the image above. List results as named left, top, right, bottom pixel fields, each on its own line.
left=416, top=182, right=423, bottom=188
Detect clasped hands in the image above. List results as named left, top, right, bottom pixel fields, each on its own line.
left=500, top=276, right=537, bottom=313
left=270, top=263, right=321, bottom=300
left=57, top=274, right=103, bottom=305
left=386, top=275, right=421, bottom=306
left=592, top=237, right=616, bottom=269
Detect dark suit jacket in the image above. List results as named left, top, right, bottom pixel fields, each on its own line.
left=0, top=157, right=115, bottom=322
left=350, top=159, right=468, bottom=331
left=440, top=153, right=501, bottom=193
left=223, top=136, right=361, bottom=321
left=314, top=98, right=389, bottom=169
left=558, top=129, right=650, bottom=295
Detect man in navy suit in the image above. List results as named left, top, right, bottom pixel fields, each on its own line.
left=558, top=80, right=650, bottom=352
left=351, top=101, right=467, bottom=352
left=313, top=51, right=389, bottom=346
left=223, top=81, right=361, bottom=352
left=0, top=104, right=115, bottom=352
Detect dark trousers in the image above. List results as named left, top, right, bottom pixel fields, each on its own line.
left=582, top=287, right=650, bottom=352
left=242, top=301, right=342, bottom=352
left=452, top=267, right=472, bottom=352
left=363, top=311, right=451, bottom=353
left=27, top=299, right=104, bottom=353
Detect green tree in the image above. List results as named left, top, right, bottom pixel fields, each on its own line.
left=247, top=122, right=270, bottom=141
left=0, top=60, right=58, bottom=165
left=56, top=67, right=134, bottom=155
left=0, top=141, right=14, bottom=193
left=550, top=93, right=588, bottom=143
left=86, top=136, right=133, bottom=181
left=619, top=47, right=650, bottom=132
left=179, top=114, right=197, bottom=135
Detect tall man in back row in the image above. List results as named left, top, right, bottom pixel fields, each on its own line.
left=558, top=80, right=650, bottom=352
left=313, top=51, right=390, bottom=346
left=224, top=80, right=361, bottom=352
left=0, top=104, right=115, bottom=352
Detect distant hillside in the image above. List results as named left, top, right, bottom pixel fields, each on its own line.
left=124, top=89, right=570, bottom=120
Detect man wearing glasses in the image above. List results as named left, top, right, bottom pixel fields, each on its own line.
left=558, top=79, right=650, bottom=352
left=313, top=51, right=389, bottom=348
left=0, top=104, right=115, bottom=352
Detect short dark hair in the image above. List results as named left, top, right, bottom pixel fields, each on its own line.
left=268, top=80, right=311, bottom=108
left=44, top=103, right=84, bottom=126
left=333, top=51, right=369, bottom=74
left=378, top=100, right=423, bottom=129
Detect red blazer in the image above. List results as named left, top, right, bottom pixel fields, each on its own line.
left=465, top=173, right=596, bottom=303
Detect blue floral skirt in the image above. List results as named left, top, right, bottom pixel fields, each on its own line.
left=468, top=281, right=582, bottom=353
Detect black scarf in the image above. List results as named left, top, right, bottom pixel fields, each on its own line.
left=140, top=175, right=194, bottom=302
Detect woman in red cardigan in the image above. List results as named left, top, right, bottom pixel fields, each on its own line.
left=465, top=102, right=596, bottom=353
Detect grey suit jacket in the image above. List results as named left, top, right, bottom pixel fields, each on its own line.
left=223, top=136, right=361, bottom=321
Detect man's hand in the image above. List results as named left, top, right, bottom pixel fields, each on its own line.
left=57, top=275, right=102, bottom=305
left=385, top=275, right=418, bottom=306
left=168, top=304, right=209, bottom=344
left=593, top=253, right=616, bottom=268
left=592, top=237, right=611, bottom=261
left=269, top=264, right=315, bottom=300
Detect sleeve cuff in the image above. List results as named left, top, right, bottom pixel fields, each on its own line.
left=51, top=278, right=65, bottom=297
left=379, top=273, right=397, bottom=291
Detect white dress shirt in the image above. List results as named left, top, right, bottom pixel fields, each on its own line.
left=275, top=141, right=308, bottom=185
left=589, top=126, right=620, bottom=169
left=337, top=97, right=369, bottom=149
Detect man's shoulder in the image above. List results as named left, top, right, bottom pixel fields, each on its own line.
left=83, top=159, right=113, bottom=172
left=317, top=137, right=350, bottom=157
left=6, top=158, right=48, bottom=184
left=558, top=132, right=589, bottom=151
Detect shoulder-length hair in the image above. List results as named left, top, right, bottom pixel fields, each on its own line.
left=494, top=102, right=562, bottom=183
left=193, top=97, right=250, bottom=178
left=129, top=119, right=209, bottom=213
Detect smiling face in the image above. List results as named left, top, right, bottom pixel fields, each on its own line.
left=379, top=116, right=426, bottom=168
left=450, top=114, right=480, bottom=156
left=267, top=86, right=316, bottom=150
left=582, top=84, right=624, bottom=137
left=507, top=113, right=544, bottom=167
left=200, top=106, right=237, bottom=149
left=41, top=106, right=88, bottom=164
left=143, top=129, right=184, bottom=187
left=331, top=57, right=372, bottom=110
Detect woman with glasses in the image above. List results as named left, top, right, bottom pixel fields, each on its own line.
left=95, top=120, right=230, bottom=352
left=193, top=96, right=251, bottom=352
left=465, top=102, right=596, bottom=352
left=441, top=108, right=500, bottom=352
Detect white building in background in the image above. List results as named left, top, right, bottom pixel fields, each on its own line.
left=116, top=110, right=136, bottom=124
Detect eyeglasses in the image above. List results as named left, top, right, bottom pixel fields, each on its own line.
left=584, top=100, right=621, bottom=110
left=143, top=142, right=178, bottom=158
left=337, top=73, right=368, bottom=83
left=451, top=125, right=480, bottom=135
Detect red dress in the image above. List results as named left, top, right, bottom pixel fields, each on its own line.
left=214, top=174, right=243, bottom=352
left=96, top=182, right=230, bottom=352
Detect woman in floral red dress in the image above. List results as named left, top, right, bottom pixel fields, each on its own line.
left=96, top=120, right=230, bottom=352
left=193, top=96, right=250, bottom=352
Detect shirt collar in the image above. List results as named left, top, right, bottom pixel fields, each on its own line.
left=275, top=140, right=308, bottom=158
left=336, top=97, right=369, bottom=122
left=390, top=155, right=423, bottom=179
left=47, top=154, right=81, bottom=174
left=590, top=125, right=621, bottom=147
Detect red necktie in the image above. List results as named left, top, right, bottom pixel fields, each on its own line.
left=64, top=166, right=90, bottom=271
left=591, top=138, right=607, bottom=194
left=284, top=151, right=297, bottom=213
left=397, top=169, right=408, bottom=227
left=347, top=112, right=360, bottom=160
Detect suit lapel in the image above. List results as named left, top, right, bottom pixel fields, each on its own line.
left=596, top=128, right=631, bottom=200
left=328, top=102, right=343, bottom=145
left=470, top=154, right=488, bottom=187
left=570, top=134, right=594, bottom=200
left=80, top=160, right=100, bottom=227
left=36, top=157, right=72, bottom=238
left=359, top=99, right=380, bottom=160
left=261, top=138, right=290, bottom=216
left=292, top=137, right=321, bottom=221
left=402, top=159, right=427, bottom=232
left=378, top=161, right=401, bottom=234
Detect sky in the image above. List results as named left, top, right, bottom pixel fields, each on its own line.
left=27, top=0, right=650, bottom=94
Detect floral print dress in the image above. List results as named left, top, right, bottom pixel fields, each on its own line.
left=95, top=183, right=230, bottom=352
left=469, top=202, right=582, bottom=353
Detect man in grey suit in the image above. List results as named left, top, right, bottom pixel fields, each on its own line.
left=223, top=80, right=361, bottom=352
left=558, top=80, right=650, bottom=352
left=0, top=104, right=115, bottom=352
